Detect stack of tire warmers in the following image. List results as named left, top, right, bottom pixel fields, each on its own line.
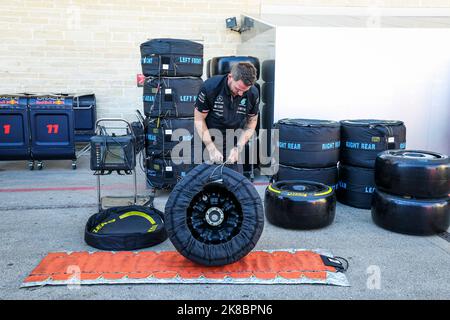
left=140, top=38, right=203, bottom=189
left=208, top=56, right=261, bottom=174
left=272, top=119, right=340, bottom=190
left=260, top=60, right=275, bottom=158
left=265, top=180, right=336, bottom=230
left=372, top=150, right=449, bottom=235
left=165, top=163, right=264, bottom=266
left=337, top=120, right=406, bottom=209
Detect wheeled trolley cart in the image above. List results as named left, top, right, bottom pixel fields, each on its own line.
left=28, top=94, right=76, bottom=170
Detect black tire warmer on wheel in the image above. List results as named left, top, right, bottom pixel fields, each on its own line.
left=85, top=205, right=168, bottom=251
left=272, top=164, right=338, bottom=189
left=143, top=77, right=203, bottom=118
left=375, top=150, right=450, bottom=199
left=340, top=119, right=406, bottom=168
left=145, top=117, right=194, bottom=157
left=275, top=119, right=340, bottom=168
left=164, top=163, right=264, bottom=266
left=140, top=38, right=203, bottom=77
left=337, top=163, right=375, bottom=209
left=265, top=180, right=336, bottom=230
left=371, top=189, right=450, bottom=236
left=146, top=156, right=196, bottom=189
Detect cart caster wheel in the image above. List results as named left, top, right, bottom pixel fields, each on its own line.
left=37, top=162, right=43, bottom=170
left=28, top=162, right=34, bottom=171
left=72, top=163, right=77, bottom=170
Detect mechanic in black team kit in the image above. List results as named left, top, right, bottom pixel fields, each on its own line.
left=194, top=62, right=260, bottom=174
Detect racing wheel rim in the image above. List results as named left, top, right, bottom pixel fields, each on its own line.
left=187, top=183, right=243, bottom=245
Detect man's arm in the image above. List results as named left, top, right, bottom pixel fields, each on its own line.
left=236, top=114, right=258, bottom=151
left=194, top=108, right=223, bottom=162
left=227, top=114, right=258, bottom=164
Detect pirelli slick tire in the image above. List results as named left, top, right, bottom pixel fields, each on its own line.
left=375, top=150, right=450, bottom=199
left=371, top=189, right=450, bottom=236
left=164, top=163, right=264, bottom=266
left=265, top=180, right=336, bottom=230
left=85, top=205, right=168, bottom=251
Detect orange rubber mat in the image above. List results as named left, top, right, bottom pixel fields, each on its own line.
left=22, top=250, right=349, bottom=287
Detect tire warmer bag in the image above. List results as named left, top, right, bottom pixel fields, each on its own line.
left=146, top=117, right=194, bottom=157
left=337, top=163, right=375, bottom=209
left=273, top=164, right=338, bottom=189
left=164, top=163, right=264, bottom=266
left=340, top=119, right=406, bottom=168
left=146, top=156, right=196, bottom=189
left=140, top=38, right=203, bottom=77
left=85, top=205, right=168, bottom=251
left=275, top=119, right=340, bottom=168
left=143, top=77, right=203, bottom=118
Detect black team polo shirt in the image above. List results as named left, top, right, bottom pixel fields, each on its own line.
left=194, top=74, right=260, bottom=153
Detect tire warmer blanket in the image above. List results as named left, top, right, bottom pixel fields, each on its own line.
left=22, top=249, right=349, bottom=287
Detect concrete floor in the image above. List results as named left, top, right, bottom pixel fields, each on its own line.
left=0, top=153, right=449, bottom=300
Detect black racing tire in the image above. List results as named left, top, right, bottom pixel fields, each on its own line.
left=85, top=205, right=168, bottom=251
left=164, top=163, right=264, bottom=266
left=206, top=59, right=211, bottom=78
left=261, top=82, right=274, bottom=105
left=259, top=104, right=275, bottom=158
left=210, top=56, right=260, bottom=80
left=371, top=189, right=450, bottom=235
left=262, top=59, right=275, bottom=82
left=375, top=150, right=450, bottom=199
left=265, top=180, right=336, bottom=229
left=273, top=164, right=338, bottom=189
left=275, top=119, right=340, bottom=168
left=340, top=119, right=406, bottom=168
left=337, top=163, right=375, bottom=209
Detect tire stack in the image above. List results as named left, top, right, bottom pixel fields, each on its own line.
left=337, top=120, right=406, bottom=209
left=372, top=150, right=450, bottom=235
left=272, top=119, right=341, bottom=190
left=140, top=38, right=204, bottom=189
left=260, top=60, right=275, bottom=158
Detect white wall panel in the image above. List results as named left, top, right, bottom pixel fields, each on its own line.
left=274, top=26, right=450, bottom=154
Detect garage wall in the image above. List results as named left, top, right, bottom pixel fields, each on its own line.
left=1, top=0, right=450, bottom=120
left=0, top=0, right=260, bottom=120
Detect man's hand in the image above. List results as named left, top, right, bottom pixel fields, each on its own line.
left=207, top=143, right=223, bottom=163
left=227, top=146, right=241, bottom=164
